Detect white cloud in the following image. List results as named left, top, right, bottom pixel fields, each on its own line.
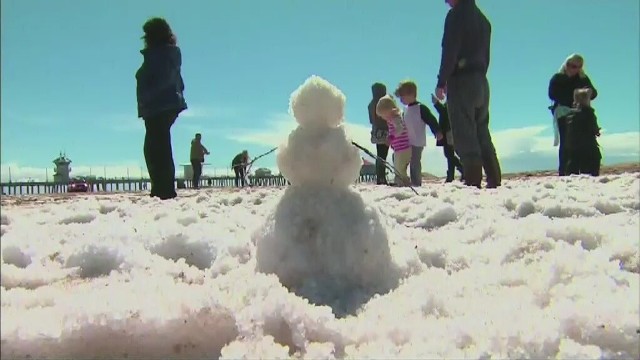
left=2, top=117, right=637, bottom=182
left=180, top=105, right=242, bottom=121
left=227, top=115, right=640, bottom=177
left=106, top=105, right=242, bottom=134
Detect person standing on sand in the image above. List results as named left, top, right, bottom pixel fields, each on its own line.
left=190, top=133, right=210, bottom=189
left=136, top=17, right=187, bottom=200
left=368, top=82, right=390, bottom=185
left=434, top=0, right=502, bottom=189
left=548, top=53, right=598, bottom=176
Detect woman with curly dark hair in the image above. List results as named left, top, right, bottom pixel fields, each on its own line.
left=136, top=17, right=187, bottom=200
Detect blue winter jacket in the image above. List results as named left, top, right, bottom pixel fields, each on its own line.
left=136, top=45, right=187, bottom=119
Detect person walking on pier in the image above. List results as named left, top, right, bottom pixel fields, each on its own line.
left=232, top=150, right=249, bottom=187
left=190, top=133, right=209, bottom=189
left=136, top=17, right=187, bottom=200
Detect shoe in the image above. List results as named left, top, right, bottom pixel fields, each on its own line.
left=482, top=152, right=502, bottom=189
left=445, top=170, right=454, bottom=183
left=462, top=159, right=483, bottom=189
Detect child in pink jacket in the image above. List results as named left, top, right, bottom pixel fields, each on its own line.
left=376, top=95, right=411, bottom=186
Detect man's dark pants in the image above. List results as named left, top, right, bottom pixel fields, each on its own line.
left=143, top=110, right=178, bottom=199
left=376, top=144, right=389, bottom=184
left=446, top=72, right=502, bottom=188
left=190, top=159, right=203, bottom=188
left=233, top=166, right=246, bottom=187
left=443, top=144, right=463, bottom=181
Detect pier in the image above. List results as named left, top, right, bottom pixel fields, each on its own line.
left=0, top=174, right=378, bottom=196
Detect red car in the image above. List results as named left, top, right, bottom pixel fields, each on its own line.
left=67, top=178, right=90, bottom=193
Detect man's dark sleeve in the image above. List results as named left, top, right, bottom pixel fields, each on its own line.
left=437, top=10, right=463, bottom=89
left=433, top=102, right=446, bottom=116
left=584, top=76, right=598, bottom=100
left=420, top=104, right=441, bottom=135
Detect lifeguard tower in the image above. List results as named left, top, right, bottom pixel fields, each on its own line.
left=53, top=152, right=72, bottom=183
left=179, top=162, right=211, bottom=188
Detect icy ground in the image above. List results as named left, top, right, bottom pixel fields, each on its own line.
left=1, top=174, right=639, bottom=359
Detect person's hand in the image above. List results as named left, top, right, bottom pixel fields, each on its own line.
left=435, top=86, right=447, bottom=101
left=431, top=93, right=439, bottom=105
left=435, top=132, right=443, bottom=141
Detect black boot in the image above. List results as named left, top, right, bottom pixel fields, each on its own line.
left=463, top=159, right=483, bottom=189
left=482, top=152, right=502, bottom=189
left=445, top=169, right=454, bottom=183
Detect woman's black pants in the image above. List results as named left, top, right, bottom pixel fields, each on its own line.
left=143, top=110, right=178, bottom=199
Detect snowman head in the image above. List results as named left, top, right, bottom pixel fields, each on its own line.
left=289, top=75, right=345, bottom=129
left=277, top=76, right=362, bottom=187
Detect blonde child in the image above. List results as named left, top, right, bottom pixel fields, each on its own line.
left=375, top=95, right=411, bottom=186
left=394, top=80, right=443, bottom=187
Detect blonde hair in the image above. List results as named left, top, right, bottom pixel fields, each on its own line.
left=559, top=53, right=587, bottom=78
left=375, top=95, right=399, bottom=117
left=394, top=80, right=418, bottom=97
left=573, top=88, right=592, bottom=107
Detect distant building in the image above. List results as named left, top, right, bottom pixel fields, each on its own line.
left=360, top=158, right=376, bottom=176
left=53, top=152, right=72, bottom=184
left=180, top=162, right=210, bottom=180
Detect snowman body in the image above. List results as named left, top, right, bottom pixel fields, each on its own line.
left=253, top=76, right=400, bottom=313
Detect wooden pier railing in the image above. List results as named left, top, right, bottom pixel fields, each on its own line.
left=0, top=174, right=378, bottom=196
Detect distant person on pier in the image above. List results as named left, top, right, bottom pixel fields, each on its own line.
left=231, top=150, right=249, bottom=187
left=136, top=17, right=187, bottom=200
left=190, top=133, right=210, bottom=189
left=548, top=53, right=598, bottom=176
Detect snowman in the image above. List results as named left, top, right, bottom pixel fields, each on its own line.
left=253, top=76, right=401, bottom=316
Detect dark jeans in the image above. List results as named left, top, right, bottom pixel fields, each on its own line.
left=443, top=144, right=463, bottom=180
left=233, top=166, right=246, bottom=187
left=190, top=159, right=203, bottom=188
left=447, top=72, right=502, bottom=187
left=375, top=144, right=389, bottom=184
left=143, top=110, right=178, bottom=200
left=557, top=117, right=568, bottom=176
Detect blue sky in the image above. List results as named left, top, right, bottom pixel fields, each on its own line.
left=1, top=0, right=639, bottom=181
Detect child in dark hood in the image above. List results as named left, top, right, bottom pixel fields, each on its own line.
left=563, top=88, right=602, bottom=176
left=136, top=17, right=187, bottom=200
left=431, top=94, right=464, bottom=183
left=368, top=82, right=390, bottom=185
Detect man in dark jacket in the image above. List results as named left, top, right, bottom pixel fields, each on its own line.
left=431, top=95, right=464, bottom=183
left=136, top=17, right=187, bottom=200
left=368, top=83, right=389, bottom=185
left=434, top=0, right=501, bottom=189
left=190, top=133, right=209, bottom=189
